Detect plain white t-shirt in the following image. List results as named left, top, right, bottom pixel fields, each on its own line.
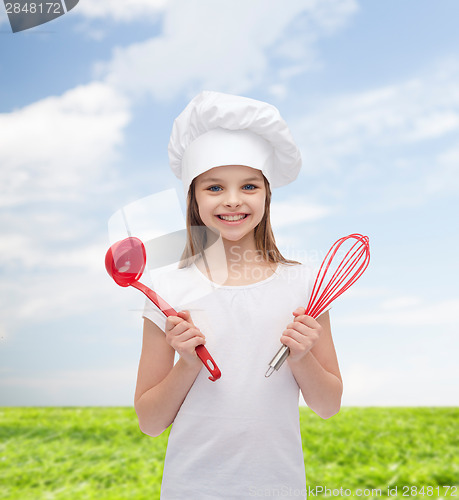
left=142, top=261, right=320, bottom=499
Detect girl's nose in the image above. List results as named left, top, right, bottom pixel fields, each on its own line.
left=223, top=190, right=242, bottom=207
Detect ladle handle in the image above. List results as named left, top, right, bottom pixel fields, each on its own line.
left=131, top=281, right=221, bottom=381
left=195, top=345, right=221, bottom=382
left=132, top=281, right=177, bottom=316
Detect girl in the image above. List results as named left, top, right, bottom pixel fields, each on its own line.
left=135, top=91, right=342, bottom=499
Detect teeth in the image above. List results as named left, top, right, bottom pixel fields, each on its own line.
left=219, top=214, right=247, bottom=221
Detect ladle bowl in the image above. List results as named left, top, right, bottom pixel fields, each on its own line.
left=105, top=237, right=221, bottom=381
left=105, top=237, right=146, bottom=287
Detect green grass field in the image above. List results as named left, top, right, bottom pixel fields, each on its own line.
left=1, top=407, right=457, bottom=499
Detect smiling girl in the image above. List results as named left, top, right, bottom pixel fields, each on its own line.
left=135, top=91, right=342, bottom=499
left=190, top=164, right=279, bottom=286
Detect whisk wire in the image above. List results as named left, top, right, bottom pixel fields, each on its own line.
left=306, top=234, right=370, bottom=319
left=317, top=243, right=366, bottom=301
left=266, top=233, right=370, bottom=377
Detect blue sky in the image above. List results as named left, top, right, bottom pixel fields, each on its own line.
left=1, top=0, right=458, bottom=406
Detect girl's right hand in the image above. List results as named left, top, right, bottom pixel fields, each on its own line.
left=165, top=310, right=206, bottom=368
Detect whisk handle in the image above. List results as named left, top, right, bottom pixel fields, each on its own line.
left=265, top=345, right=290, bottom=377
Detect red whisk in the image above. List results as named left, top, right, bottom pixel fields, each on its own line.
left=265, top=233, right=370, bottom=377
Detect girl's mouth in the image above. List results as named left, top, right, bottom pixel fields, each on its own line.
left=216, top=214, right=249, bottom=224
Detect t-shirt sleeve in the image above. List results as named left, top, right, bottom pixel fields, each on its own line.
left=142, top=297, right=167, bottom=332
left=140, top=265, right=199, bottom=333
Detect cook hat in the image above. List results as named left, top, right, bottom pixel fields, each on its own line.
left=168, top=91, right=302, bottom=196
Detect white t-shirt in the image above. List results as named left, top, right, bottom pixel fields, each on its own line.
left=142, top=261, right=319, bottom=499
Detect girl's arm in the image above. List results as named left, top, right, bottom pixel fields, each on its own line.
left=282, top=309, right=343, bottom=419
left=134, top=311, right=204, bottom=437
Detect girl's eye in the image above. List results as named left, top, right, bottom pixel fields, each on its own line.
left=207, top=185, right=222, bottom=192
left=243, top=184, right=257, bottom=190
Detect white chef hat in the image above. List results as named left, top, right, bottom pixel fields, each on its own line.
left=168, top=91, right=302, bottom=196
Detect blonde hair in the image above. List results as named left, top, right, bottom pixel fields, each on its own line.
left=178, top=174, right=301, bottom=268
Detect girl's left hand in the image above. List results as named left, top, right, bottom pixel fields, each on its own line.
left=280, top=307, right=323, bottom=363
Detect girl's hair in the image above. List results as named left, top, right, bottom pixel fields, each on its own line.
left=178, top=174, right=301, bottom=268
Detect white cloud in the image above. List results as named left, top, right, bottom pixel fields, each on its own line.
left=405, top=110, right=459, bottom=142
left=0, top=81, right=130, bottom=207
left=271, top=198, right=333, bottom=228
left=0, top=2, right=10, bottom=25
left=1, top=366, right=136, bottom=389
left=75, top=0, right=168, bottom=22
left=295, top=63, right=459, bottom=168
left=0, top=367, right=138, bottom=405
left=342, top=359, right=459, bottom=406
left=0, top=254, right=119, bottom=323
left=419, top=144, right=459, bottom=198
left=337, top=296, right=459, bottom=327
left=291, top=57, right=459, bottom=207
left=0, top=81, right=133, bottom=340
left=332, top=289, right=459, bottom=405
left=96, top=0, right=358, bottom=100
left=380, top=296, right=422, bottom=310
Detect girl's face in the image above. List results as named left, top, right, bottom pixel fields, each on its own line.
left=194, top=165, right=267, bottom=243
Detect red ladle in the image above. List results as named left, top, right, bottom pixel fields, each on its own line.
left=105, top=237, right=221, bottom=381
